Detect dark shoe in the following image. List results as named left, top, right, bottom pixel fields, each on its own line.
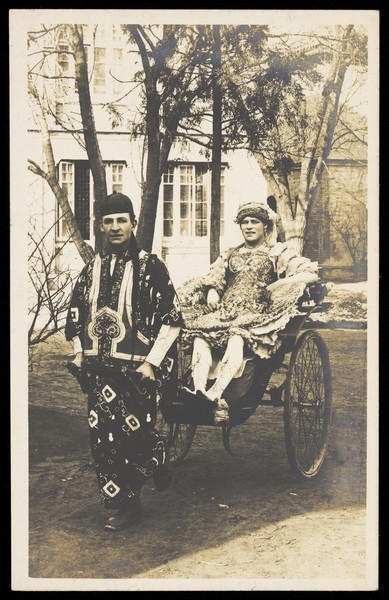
left=104, top=497, right=141, bottom=531
left=180, top=384, right=195, bottom=393
left=213, top=398, right=229, bottom=425
left=196, top=389, right=218, bottom=404
left=153, top=458, right=173, bottom=492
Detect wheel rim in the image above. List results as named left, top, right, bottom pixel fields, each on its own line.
left=155, top=399, right=196, bottom=464
left=168, top=423, right=196, bottom=463
left=284, top=331, right=332, bottom=478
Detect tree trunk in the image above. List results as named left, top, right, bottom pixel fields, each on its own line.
left=210, top=24, right=222, bottom=264
left=68, top=25, right=107, bottom=252
left=136, top=90, right=162, bottom=251
left=296, top=25, right=354, bottom=255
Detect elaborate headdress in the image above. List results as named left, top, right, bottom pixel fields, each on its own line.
left=234, top=200, right=277, bottom=225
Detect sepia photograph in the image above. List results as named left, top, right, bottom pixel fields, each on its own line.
left=10, top=8, right=379, bottom=591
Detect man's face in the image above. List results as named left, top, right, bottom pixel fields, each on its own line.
left=240, top=216, right=266, bottom=247
left=100, top=212, right=134, bottom=247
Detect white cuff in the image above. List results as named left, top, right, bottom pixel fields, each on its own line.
left=72, top=336, right=83, bottom=354
left=146, top=325, right=181, bottom=368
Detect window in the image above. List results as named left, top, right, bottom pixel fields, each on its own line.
left=57, top=161, right=91, bottom=242
left=56, top=160, right=127, bottom=243
left=162, top=163, right=226, bottom=239
left=111, top=163, right=124, bottom=193
left=112, top=25, right=123, bottom=42
left=57, top=162, right=74, bottom=240
left=93, top=47, right=106, bottom=93
left=163, top=167, right=174, bottom=237
left=55, top=29, right=71, bottom=97
left=113, top=48, right=123, bottom=95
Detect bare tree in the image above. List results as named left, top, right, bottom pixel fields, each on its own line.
left=28, top=218, right=78, bottom=350
left=324, top=183, right=367, bottom=279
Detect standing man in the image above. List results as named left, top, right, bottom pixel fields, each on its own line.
left=65, top=192, right=182, bottom=531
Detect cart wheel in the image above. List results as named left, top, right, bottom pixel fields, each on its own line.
left=168, top=421, right=197, bottom=464
left=283, top=330, right=332, bottom=480
left=155, top=408, right=197, bottom=465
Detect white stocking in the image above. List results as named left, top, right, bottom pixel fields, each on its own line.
left=206, top=335, right=245, bottom=401
left=191, top=337, right=213, bottom=393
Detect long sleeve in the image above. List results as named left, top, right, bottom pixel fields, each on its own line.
left=145, top=325, right=181, bottom=368
left=72, top=335, right=83, bottom=354
left=177, top=249, right=232, bottom=310
left=271, top=243, right=319, bottom=279
left=147, top=256, right=183, bottom=329
left=201, top=253, right=228, bottom=297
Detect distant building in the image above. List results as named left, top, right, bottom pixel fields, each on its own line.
left=287, top=122, right=368, bottom=281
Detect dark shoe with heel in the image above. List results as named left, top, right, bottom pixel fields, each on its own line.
left=104, top=496, right=141, bottom=531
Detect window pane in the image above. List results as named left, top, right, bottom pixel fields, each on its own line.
left=164, top=202, right=173, bottom=220
left=163, top=167, right=174, bottom=184
left=180, top=220, right=189, bottom=236
left=95, top=47, right=105, bottom=61
left=163, top=220, right=173, bottom=237
left=93, top=47, right=106, bottom=93
left=112, top=25, right=122, bottom=41
left=57, top=163, right=73, bottom=239
left=112, top=163, right=123, bottom=183
left=113, top=48, right=123, bottom=93
left=163, top=166, right=175, bottom=238
left=180, top=185, right=191, bottom=204
left=113, top=48, right=123, bottom=62
left=195, top=220, right=208, bottom=236
left=162, top=163, right=226, bottom=239
left=180, top=202, right=189, bottom=219
left=180, top=166, right=192, bottom=184
left=163, top=185, right=173, bottom=204
left=74, top=162, right=91, bottom=240
left=194, top=165, right=208, bottom=237
left=195, top=202, right=207, bottom=219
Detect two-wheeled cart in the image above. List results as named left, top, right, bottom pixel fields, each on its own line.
left=157, top=282, right=332, bottom=480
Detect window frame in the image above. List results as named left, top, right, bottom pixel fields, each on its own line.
left=56, top=161, right=74, bottom=242
left=162, top=162, right=226, bottom=242
left=55, top=160, right=127, bottom=243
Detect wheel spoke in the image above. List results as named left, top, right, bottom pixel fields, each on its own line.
left=284, top=331, right=332, bottom=478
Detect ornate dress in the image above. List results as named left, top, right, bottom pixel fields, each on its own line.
left=178, top=242, right=318, bottom=360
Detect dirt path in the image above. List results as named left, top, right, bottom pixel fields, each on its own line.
left=26, top=330, right=370, bottom=589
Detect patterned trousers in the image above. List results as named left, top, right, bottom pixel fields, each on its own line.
left=87, top=369, right=165, bottom=508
